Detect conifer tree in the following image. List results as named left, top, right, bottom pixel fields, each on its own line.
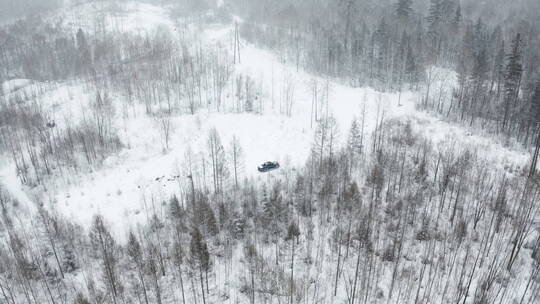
left=493, top=40, right=506, bottom=99
left=190, top=227, right=210, bottom=304
left=168, top=195, right=187, bottom=233
left=207, top=128, right=228, bottom=193
left=285, top=222, right=300, bottom=304
left=89, top=215, right=120, bottom=304
left=395, top=0, right=413, bottom=19
left=244, top=243, right=257, bottom=304
left=427, top=0, right=443, bottom=31
left=76, top=28, right=91, bottom=67
left=126, top=232, right=149, bottom=304
left=229, top=135, right=243, bottom=189
left=62, top=244, right=78, bottom=273
left=405, top=44, right=418, bottom=87
left=195, top=197, right=219, bottom=236
left=473, top=48, right=489, bottom=85
left=440, top=0, right=455, bottom=20
left=452, top=3, right=462, bottom=28
left=172, top=239, right=187, bottom=304
left=530, top=81, right=540, bottom=125
left=218, top=202, right=229, bottom=230
left=347, top=118, right=364, bottom=168
left=503, top=33, right=524, bottom=129
left=74, top=292, right=91, bottom=304
left=205, top=205, right=219, bottom=236
left=146, top=244, right=163, bottom=304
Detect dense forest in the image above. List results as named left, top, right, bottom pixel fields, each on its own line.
left=0, top=0, right=539, bottom=304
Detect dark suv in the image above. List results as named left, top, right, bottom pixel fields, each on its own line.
left=258, top=161, right=280, bottom=172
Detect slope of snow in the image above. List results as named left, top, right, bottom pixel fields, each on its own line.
left=49, top=110, right=313, bottom=236
left=1, top=79, right=34, bottom=94
left=58, top=1, right=174, bottom=34
left=0, top=164, right=36, bottom=215
left=0, top=79, right=100, bottom=132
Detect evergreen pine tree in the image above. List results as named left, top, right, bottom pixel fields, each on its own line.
left=190, top=228, right=210, bottom=270
left=375, top=18, right=389, bottom=83
left=530, top=81, right=540, bottom=125
left=218, top=202, right=229, bottom=230
left=285, top=222, right=301, bottom=304
left=473, top=47, right=489, bottom=84
left=207, top=127, right=228, bottom=193
left=126, top=232, right=142, bottom=263
left=168, top=195, right=182, bottom=219
left=405, top=44, right=418, bottom=87
left=168, top=195, right=187, bottom=232
left=461, top=23, right=476, bottom=66
left=232, top=212, right=246, bottom=239
left=505, top=34, right=524, bottom=95
left=493, top=40, right=506, bottom=97
left=62, top=244, right=78, bottom=273
left=149, top=214, right=164, bottom=233
left=172, top=239, right=187, bottom=304
left=74, top=292, right=91, bottom=304
left=473, top=18, right=487, bottom=53
left=146, top=244, right=163, bottom=304
left=294, top=174, right=310, bottom=216
left=440, top=0, right=455, bottom=21
left=172, top=239, right=184, bottom=269
left=285, top=222, right=301, bottom=242
left=89, top=215, right=121, bottom=304
left=76, top=28, right=91, bottom=67
left=126, top=232, right=150, bottom=304
left=205, top=205, right=219, bottom=236
left=190, top=227, right=210, bottom=304
left=395, top=0, right=413, bottom=19
left=347, top=117, right=364, bottom=166
left=195, top=197, right=219, bottom=236
left=427, top=0, right=443, bottom=31
left=452, top=3, right=462, bottom=28
left=503, top=33, right=524, bottom=128
left=262, top=183, right=288, bottom=241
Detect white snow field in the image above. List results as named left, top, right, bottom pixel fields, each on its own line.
left=0, top=1, right=529, bottom=237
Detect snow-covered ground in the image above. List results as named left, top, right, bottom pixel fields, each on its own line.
left=1, top=78, right=34, bottom=94
left=0, top=2, right=531, bottom=238
left=0, top=164, right=36, bottom=215
left=58, top=1, right=175, bottom=34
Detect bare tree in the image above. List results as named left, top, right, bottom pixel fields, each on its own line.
left=89, top=215, right=121, bottom=304
left=229, top=135, right=243, bottom=189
